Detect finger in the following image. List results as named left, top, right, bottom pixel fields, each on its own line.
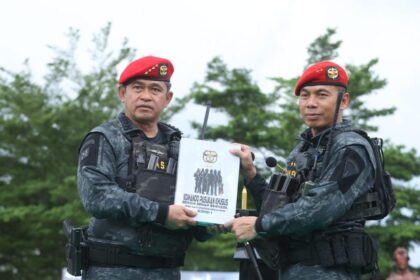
left=240, top=144, right=250, bottom=152
left=229, top=148, right=243, bottom=156
left=184, top=207, right=197, bottom=217
left=230, top=143, right=248, bottom=155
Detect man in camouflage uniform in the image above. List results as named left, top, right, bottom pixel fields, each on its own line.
left=77, top=56, right=210, bottom=280
left=226, top=61, right=378, bottom=279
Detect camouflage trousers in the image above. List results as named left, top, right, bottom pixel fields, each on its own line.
left=82, top=266, right=180, bottom=280
left=280, top=263, right=360, bottom=280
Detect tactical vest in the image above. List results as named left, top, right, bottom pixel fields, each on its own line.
left=114, top=116, right=194, bottom=259
left=254, top=128, right=380, bottom=273
left=285, top=130, right=379, bottom=273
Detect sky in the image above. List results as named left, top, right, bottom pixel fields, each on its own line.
left=1, top=0, right=420, bottom=265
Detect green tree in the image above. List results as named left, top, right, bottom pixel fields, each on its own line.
left=179, top=29, right=420, bottom=277
left=0, top=23, right=135, bottom=279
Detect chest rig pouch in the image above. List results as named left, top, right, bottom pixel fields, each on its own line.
left=121, top=134, right=193, bottom=259
left=126, top=135, right=178, bottom=204
left=252, top=172, right=301, bottom=270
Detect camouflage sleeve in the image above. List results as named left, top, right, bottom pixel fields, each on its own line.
left=255, top=144, right=375, bottom=237
left=77, top=132, right=165, bottom=225
left=245, top=173, right=268, bottom=212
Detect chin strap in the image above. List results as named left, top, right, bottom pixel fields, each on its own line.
left=320, top=91, right=344, bottom=172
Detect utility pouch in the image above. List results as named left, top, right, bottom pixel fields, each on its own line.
left=343, top=230, right=379, bottom=272
left=134, top=170, right=176, bottom=204
left=331, top=236, right=348, bottom=265
left=260, top=189, right=290, bottom=216
left=346, top=232, right=366, bottom=267
left=313, top=229, right=379, bottom=273
left=314, top=236, right=335, bottom=267
left=364, top=236, right=379, bottom=273
left=253, top=188, right=291, bottom=270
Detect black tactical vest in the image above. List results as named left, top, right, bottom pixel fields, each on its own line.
left=284, top=129, right=379, bottom=273
left=254, top=127, right=379, bottom=273
left=116, top=116, right=194, bottom=259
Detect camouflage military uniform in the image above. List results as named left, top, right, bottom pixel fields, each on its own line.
left=77, top=113, right=210, bottom=280
left=248, top=120, right=376, bottom=280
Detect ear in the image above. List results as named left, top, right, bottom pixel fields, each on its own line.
left=340, top=92, right=350, bottom=110
left=164, top=91, right=174, bottom=107
left=118, top=86, right=126, bottom=103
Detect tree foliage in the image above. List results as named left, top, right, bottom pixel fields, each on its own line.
left=0, top=23, right=135, bottom=279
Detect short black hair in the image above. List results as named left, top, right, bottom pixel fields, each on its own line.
left=336, top=86, right=347, bottom=93
left=122, top=78, right=171, bottom=92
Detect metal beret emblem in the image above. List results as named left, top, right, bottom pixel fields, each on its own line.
left=326, top=66, right=339, bottom=80
left=159, top=64, right=168, bottom=76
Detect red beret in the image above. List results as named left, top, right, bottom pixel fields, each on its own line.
left=118, top=56, right=174, bottom=85
left=294, top=61, right=348, bottom=95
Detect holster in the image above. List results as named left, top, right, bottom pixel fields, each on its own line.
left=63, top=220, right=88, bottom=276
left=63, top=220, right=187, bottom=274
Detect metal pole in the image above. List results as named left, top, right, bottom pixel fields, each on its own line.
left=199, top=105, right=211, bottom=140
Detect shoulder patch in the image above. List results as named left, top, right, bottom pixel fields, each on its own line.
left=79, top=133, right=101, bottom=167
left=331, top=146, right=365, bottom=193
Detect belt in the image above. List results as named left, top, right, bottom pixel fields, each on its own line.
left=288, top=244, right=321, bottom=266
left=87, top=245, right=184, bottom=269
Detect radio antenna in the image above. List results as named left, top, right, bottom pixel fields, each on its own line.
left=199, top=104, right=211, bottom=140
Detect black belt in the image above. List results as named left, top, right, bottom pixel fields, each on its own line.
left=288, top=244, right=321, bottom=266
left=87, top=245, right=184, bottom=269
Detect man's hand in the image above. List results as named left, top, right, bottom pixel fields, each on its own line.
left=230, top=144, right=256, bottom=182
left=165, top=205, right=197, bottom=230
left=224, top=216, right=258, bottom=242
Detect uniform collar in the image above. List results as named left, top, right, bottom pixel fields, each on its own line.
left=118, top=112, right=181, bottom=141
left=300, top=119, right=352, bottom=146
